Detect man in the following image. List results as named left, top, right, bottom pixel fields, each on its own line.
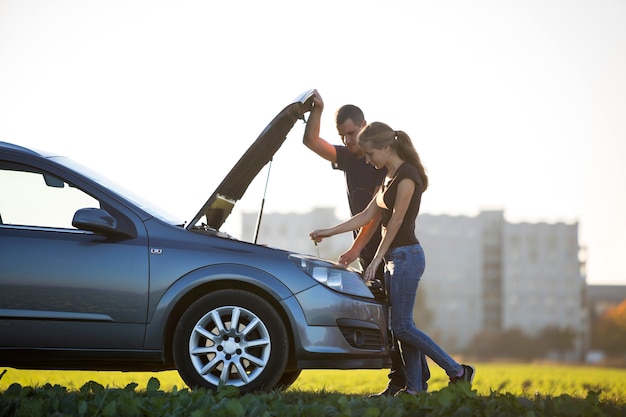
left=303, top=90, right=426, bottom=395
left=303, top=90, right=384, bottom=272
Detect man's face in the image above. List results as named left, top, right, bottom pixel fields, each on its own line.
left=337, top=119, right=366, bottom=154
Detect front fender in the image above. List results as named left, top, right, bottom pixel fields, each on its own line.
left=144, top=263, right=311, bottom=349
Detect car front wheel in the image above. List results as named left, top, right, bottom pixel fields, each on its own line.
left=173, top=289, right=289, bottom=393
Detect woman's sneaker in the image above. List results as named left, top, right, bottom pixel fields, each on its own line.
left=449, top=364, right=475, bottom=385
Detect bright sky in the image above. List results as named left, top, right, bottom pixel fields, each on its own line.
left=1, top=0, right=625, bottom=285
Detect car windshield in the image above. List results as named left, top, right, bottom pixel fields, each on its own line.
left=52, top=155, right=184, bottom=225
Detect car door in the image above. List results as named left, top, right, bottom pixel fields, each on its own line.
left=0, top=160, right=149, bottom=350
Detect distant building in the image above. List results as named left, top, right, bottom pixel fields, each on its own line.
left=414, top=213, right=484, bottom=351
left=242, top=208, right=590, bottom=359
left=418, top=210, right=586, bottom=359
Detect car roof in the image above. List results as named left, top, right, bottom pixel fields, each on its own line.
left=0, top=141, right=42, bottom=156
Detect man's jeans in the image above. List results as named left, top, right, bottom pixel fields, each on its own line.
left=386, top=244, right=462, bottom=391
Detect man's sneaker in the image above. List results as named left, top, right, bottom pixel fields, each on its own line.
left=449, top=364, right=475, bottom=385
left=369, top=384, right=404, bottom=397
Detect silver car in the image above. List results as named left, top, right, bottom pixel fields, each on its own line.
left=0, top=90, right=391, bottom=394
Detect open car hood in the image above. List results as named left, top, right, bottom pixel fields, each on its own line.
left=186, top=89, right=315, bottom=231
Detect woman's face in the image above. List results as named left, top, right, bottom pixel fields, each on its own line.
left=360, top=142, right=389, bottom=169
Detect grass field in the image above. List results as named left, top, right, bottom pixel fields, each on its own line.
left=2, top=362, right=625, bottom=403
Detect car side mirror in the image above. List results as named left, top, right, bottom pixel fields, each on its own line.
left=72, top=208, right=119, bottom=235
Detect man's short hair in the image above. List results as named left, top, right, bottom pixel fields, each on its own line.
left=336, top=104, right=365, bottom=127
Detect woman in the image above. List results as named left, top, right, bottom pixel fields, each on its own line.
left=310, top=122, right=475, bottom=394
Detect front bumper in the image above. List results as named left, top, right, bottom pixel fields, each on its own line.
left=281, top=284, right=392, bottom=369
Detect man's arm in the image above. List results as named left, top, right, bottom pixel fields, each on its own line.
left=303, top=90, right=337, bottom=163
left=338, top=213, right=381, bottom=266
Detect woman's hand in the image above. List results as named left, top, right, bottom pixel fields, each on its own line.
left=363, top=257, right=383, bottom=282
left=309, top=228, right=331, bottom=243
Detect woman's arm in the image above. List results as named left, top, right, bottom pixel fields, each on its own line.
left=310, top=197, right=381, bottom=242
left=362, top=178, right=415, bottom=282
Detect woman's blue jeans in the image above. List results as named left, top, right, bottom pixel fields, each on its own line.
left=386, top=244, right=462, bottom=391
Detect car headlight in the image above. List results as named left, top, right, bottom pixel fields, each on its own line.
left=289, top=254, right=374, bottom=299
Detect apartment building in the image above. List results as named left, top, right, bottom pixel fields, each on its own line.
left=418, top=211, right=585, bottom=351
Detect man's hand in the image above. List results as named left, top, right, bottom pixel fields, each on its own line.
left=310, top=89, right=324, bottom=111
left=338, top=247, right=359, bottom=266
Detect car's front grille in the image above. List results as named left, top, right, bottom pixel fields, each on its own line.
left=339, top=325, right=385, bottom=350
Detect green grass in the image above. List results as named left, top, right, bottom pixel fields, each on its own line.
left=294, top=365, right=626, bottom=403
left=2, top=362, right=625, bottom=403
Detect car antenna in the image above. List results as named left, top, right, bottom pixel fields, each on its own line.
left=253, top=158, right=273, bottom=244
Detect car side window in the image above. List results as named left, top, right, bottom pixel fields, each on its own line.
left=0, top=163, right=99, bottom=229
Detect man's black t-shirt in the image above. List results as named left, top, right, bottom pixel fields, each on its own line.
left=333, top=145, right=387, bottom=263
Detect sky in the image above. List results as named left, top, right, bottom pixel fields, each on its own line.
left=1, top=0, right=625, bottom=285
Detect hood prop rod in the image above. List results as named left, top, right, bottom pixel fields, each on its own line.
left=253, top=158, right=273, bottom=244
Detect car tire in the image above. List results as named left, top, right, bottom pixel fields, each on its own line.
left=173, top=289, right=289, bottom=394
left=274, top=369, right=302, bottom=390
